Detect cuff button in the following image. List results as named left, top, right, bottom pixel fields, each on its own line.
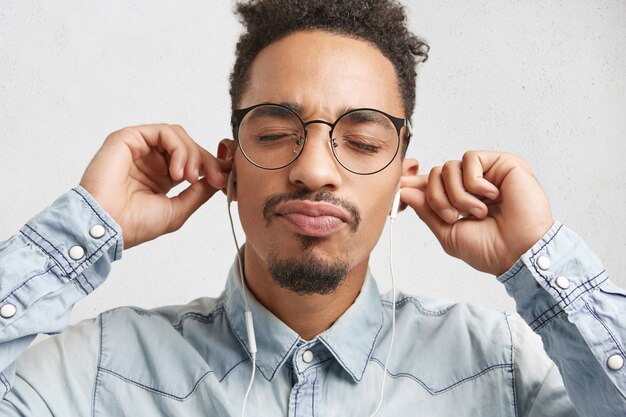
left=89, top=224, right=106, bottom=239
left=555, top=276, right=570, bottom=290
left=608, top=354, right=624, bottom=371
left=0, top=304, right=17, bottom=319
left=69, top=245, right=85, bottom=260
left=536, top=255, right=551, bottom=270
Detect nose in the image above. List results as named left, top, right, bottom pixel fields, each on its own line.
left=288, top=124, right=343, bottom=191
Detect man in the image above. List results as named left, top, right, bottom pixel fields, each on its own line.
left=0, top=0, right=624, bottom=416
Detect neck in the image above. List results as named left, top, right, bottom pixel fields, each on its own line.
left=243, top=245, right=369, bottom=341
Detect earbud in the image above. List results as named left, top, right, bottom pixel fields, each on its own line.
left=227, top=168, right=237, bottom=204
left=389, top=189, right=401, bottom=220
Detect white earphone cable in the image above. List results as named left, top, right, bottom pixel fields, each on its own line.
left=227, top=201, right=257, bottom=417
left=369, top=214, right=398, bottom=417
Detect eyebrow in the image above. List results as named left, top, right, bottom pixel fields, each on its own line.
left=342, top=109, right=391, bottom=128
left=277, top=101, right=358, bottom=121
left=247, top=104, right=295, bottom=121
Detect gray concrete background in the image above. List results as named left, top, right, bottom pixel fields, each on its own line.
left=1, top=1, right=625, bottom=325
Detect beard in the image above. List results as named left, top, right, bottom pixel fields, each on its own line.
left=262, top=188, right=360, bottom=295
left=267, top=251, right=350, bottom=295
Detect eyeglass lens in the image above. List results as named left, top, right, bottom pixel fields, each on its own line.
left=237, top=105, right=400, bottom=174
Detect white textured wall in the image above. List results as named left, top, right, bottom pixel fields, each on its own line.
left=1, top=1, right=625, bottom=327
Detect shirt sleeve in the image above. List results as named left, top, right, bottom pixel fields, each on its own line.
left=0, top=186, right=122, bottom=400
left=498, top=222, right=626, bottom=417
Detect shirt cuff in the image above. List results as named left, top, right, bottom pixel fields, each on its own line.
left=19, top=185, right=123, bottom=270
left=498, top=221, right=626, bottom=396
left=1, top=186, right=124, bottom=327
left=497, top=222, right=608, bottom=331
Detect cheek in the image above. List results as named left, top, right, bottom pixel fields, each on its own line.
left=357, top=191, right=394, bottom=243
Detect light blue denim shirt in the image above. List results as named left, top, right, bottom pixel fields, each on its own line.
left=0, top=186, right=625, bottom=416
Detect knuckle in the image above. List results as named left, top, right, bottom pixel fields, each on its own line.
left=106, top=127, right=137, bottom=144
left=441, top=160, right=460, bottom=176
left=462, top=150, right=476, bottom=162
left=428, top=166, right=442, bottom=178
left=425, top=189, right=448, bottom=210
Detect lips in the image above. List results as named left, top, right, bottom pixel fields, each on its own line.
left=274, top=200, right=350, bottom=237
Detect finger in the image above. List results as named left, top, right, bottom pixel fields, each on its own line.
left=400, top=174, right=427, bottom=191
left=167, top=179, right=220, bottom=233
left=131, top=124, right=194, bottom=182
left=170, top=124, right=206, bottom=184
left=441, top=160, right=489, bottom=219
left=198, top=147, right=231, bottom=190
left=426, top=167, right=459, bottom=224
left=169, top=146, right=189, bottom=182
left=401, top=187, right=450, bottom=241
left=461, top=151, right=502, bottom=200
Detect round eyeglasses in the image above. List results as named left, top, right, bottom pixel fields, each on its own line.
left=231, top=103, right=412, bottom=175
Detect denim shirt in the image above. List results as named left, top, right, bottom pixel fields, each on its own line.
left=0, top=186, right=624, bottom=416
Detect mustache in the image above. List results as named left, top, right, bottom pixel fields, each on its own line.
left=263, top=189, right=361, bottom=232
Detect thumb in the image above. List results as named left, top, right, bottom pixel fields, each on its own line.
left=401, top=187, right=450, bottom=242
left=168, top=179, right=220, bottom=232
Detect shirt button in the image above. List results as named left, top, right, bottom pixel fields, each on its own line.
left=89, top=224, right=106, bottom=239
left=0, top=304, right=17, bottom=319
left=607, top=354, right=624, bottom=371
left=68, top=245, right=85, bottom=260
left=536, top=255, right=551, bottom=270
left=555, top=276, right=570, bottom=290
left=302, top=350, right=314, bottom=363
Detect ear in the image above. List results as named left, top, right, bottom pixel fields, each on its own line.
left=217, top=139, right=237, bottom=200
left=217, top=138, right=236, bottom=161
left=398, top=158, right=419, bottom=212
left=401, top=157, right=419, bottom=177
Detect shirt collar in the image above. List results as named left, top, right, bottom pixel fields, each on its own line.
left=223, top=257, right=384, bottom=383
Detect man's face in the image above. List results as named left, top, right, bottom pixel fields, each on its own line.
left=232, top=30, right=412, bottom=292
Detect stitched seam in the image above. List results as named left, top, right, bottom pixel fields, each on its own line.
left=19, top=228, right=69, bottom=276
left=529, top=225, right=565, bottom=298
left=268, top=337, right=301, bottom=381
left=381, top=297, right=452, bottom=316
left=98, top=367, right=212, bottom=400
left=504, top=314, right=519, bottom=417
left=294, top=375, right=300, bottom=417
left=312, top=367, right=318, bottom=417
left=301, top=357, right=334, bottom=373
left=528, top=273, right=608, bottom=330
left=369, top=357, right=510, bottom=395
left=321, top=309, right=384, bottom=382
left=23, top=224, right=74, bottom=275
left=71, top=188, right=117, bottom=232
left=0, top=372, right=10, bottom=392
left=23, top=223, right=118, bottom=278
left=229, top=320, right=299, bottom=381
left=80, top=272, right=96, bottom=292
left=73, top=275, right=89, bottom=295
left=534, top=310, right=568, bottom=332
left=173, top=307, right=225, bottom=332
left=219, top=358, right=250, bottom=382
left=92, top=317, right=104, bottom=417
left=584, top=301, right=626, bottom=357
left=499, top=263, right=525, bottom=284
left=529, top=305, right=563, bottom=332
left=0, top=265, right=56, bottom=303
left=531, top=224, right=564, bottom=256
left=359, top=309, right=385, bottom=380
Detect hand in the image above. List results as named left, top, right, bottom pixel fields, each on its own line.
left=79, top=124, right=231, bottom=249
left=400, top=151, right=554, bottom=276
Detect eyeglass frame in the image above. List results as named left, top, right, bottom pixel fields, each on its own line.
left=230, top=103, right=412, bottom=175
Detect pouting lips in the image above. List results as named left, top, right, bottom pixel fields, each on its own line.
left=273, top=200, right=351, bottom=237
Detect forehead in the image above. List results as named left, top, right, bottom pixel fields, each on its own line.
left=239, top=30, right=405, bottom=120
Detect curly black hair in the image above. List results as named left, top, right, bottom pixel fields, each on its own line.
left=229, top=0, right=429, bottom=120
